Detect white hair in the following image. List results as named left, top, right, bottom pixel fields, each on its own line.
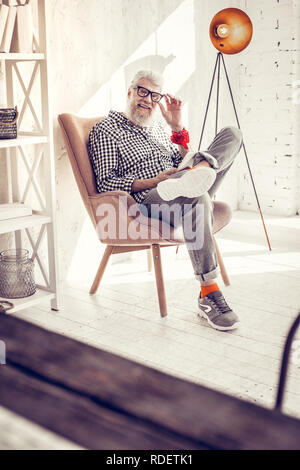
left=129, top=70, right=164, bottom=91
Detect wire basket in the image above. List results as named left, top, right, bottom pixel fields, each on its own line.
left=0, top=107, right=18, bottom=139
left=0, top=249, right=36, bottom=299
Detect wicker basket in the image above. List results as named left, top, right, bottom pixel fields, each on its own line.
left=0, top=107, right=18, bottom=139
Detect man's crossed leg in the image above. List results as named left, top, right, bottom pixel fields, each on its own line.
left=140, top=126, right=243, bottom=331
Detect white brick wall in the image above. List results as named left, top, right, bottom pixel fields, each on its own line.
left=237, top=0, right=300, bottom=215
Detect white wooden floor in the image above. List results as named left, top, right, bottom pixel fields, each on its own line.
left=11, top=211, right=300, bottom=433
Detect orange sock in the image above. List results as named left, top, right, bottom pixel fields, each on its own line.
left=201, top=283, right=219, bottom=298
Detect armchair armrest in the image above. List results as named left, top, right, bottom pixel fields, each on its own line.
left=88, top=190, right=151, bottom=232
left=88, top=190, right=142, bottom=218
left=89, top=190, right=134, bottom=201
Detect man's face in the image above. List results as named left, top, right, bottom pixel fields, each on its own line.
left=126, top=78, right=162, bottom=127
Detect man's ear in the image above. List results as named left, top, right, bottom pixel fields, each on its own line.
left=127, top=88, right=132, bottom=99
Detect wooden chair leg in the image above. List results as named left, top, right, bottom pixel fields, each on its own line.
left=89, top=245, right=114, bottom=294
left=147, top=248, right=152, bottom=272
left=213, top=236, right=230, bottom=286
left=151, top=244, right=167, bottom=317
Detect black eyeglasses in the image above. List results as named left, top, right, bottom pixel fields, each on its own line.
left=134, top=86, right=164, bottom=103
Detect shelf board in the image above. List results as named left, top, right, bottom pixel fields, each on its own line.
left=0, top=214, right=51, bottom=235
left=0, top=135, right=48, bottom=149
left=1, top=289, right=55, bottom=314
left=0, top=53, right=45, bottom=61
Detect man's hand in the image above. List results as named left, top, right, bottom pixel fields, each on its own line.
left=151, top=168, right=178, bottom=187
left=131, top=168, right=178, bottom=193
left=158, top=94, right=183, bottom=132
left=158, top=94, right=189, bottom=158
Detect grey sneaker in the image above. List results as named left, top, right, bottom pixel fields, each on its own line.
left=198, top=290, right=240, bottom=331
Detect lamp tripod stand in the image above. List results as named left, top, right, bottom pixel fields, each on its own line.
left=198, top=52, right=272, bottom=251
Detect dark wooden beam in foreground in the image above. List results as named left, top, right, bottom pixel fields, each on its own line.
left=0, top=314, right=300, bottom=450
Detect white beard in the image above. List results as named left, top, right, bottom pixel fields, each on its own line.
left=125, top=97, right=157, bottom=127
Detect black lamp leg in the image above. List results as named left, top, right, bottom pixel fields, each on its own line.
left=215, top=52, right=221, bottom=136
left=198, top=53, right=221, bottom=151
left=220, top=53, right=272, bottom=251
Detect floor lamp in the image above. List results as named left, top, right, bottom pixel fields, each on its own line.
left=199, top=8, right=272, bottom=251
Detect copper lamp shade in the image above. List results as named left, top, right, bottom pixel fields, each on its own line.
left=209, top=8, right=253, bottom=55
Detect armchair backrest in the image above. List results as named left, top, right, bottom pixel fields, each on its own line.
left=58, top=113, right=106, bottom=225
left=58, top=113, right=104, bottom=198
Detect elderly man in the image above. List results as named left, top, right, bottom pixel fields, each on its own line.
left=88, top=70, right=243, bottom=331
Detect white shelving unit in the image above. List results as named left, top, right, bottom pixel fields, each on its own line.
left=0, top=135, right=48, bottom=148
left=0, top=0, right=59, bottom=312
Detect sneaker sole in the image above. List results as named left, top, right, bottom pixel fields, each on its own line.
left=198, top=308, right=240, bottom=331
left=157, top=166, right=216, bottom=201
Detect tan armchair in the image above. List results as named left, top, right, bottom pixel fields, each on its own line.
left=58, top=113, right=231, bottom=317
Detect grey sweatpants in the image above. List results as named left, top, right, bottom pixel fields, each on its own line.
left=140, top=126, right=243, bottom=281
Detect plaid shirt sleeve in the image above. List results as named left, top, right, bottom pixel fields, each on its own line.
left=88, top=128, right=136, bottom=194
left=171, top=144, right=184, bottom=167
left=154, top=122, right=183, bottom=168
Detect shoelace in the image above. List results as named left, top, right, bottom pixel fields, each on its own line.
left=208, top=292, right=232, bottom=315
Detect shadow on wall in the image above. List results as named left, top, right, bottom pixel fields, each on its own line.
left=51, top=0, right=185, bottom=116
left=123, top=54, right=175, bottom=88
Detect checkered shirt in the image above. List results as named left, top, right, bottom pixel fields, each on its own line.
left=88, top=110, right=183, bottom=203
